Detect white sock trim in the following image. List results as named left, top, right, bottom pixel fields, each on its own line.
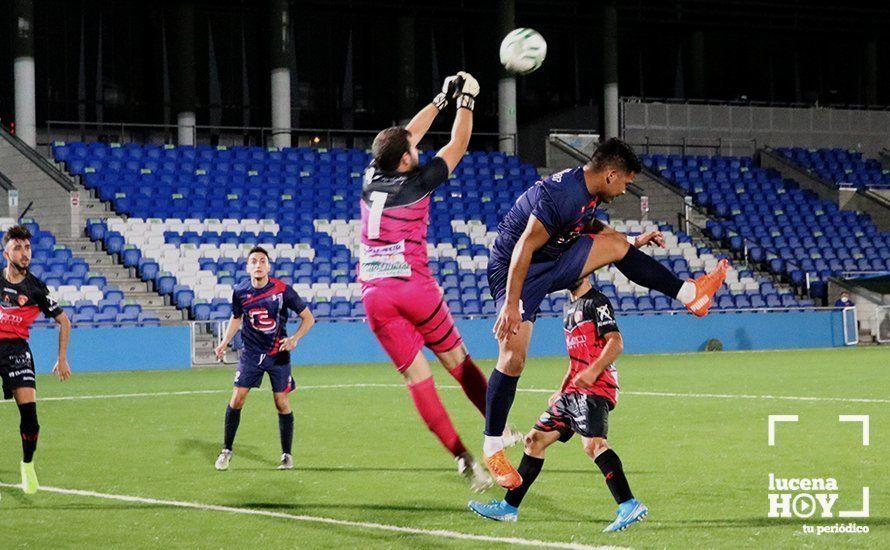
left=483, top=435, right=504, bottom=457
left=677, top=281, right=696, bottom=305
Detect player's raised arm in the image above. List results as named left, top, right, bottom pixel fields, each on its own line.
left=436, top=71, right=479, bottom=174
left=215, top=315, right=243, bottom=360
left=493, top=215, right=551, bottom=341
left=404, top=74, right=460, bottom=147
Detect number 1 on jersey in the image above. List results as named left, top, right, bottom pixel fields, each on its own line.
left=367, top=191, right=388, bottom=239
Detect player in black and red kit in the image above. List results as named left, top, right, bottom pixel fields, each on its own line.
left=469, top=276, right=648, bottom=532
left=1, top=225, right=72, bottom=497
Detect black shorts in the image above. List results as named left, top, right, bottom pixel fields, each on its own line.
left=0, top=339, right=36, bottom=400
left=533, top=392, right=613, bottom=442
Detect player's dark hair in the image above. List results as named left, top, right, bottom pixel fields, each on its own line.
left=3, top=225, right=32, bottom=247
left=372, top=126, right=411, bottom=172
left=568, top=278, right=586, bottom=292
left=247, top=246, right=269, bottom=259
left=588, top=138, right=642, bottom=174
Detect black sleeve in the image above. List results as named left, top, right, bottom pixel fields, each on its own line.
left=33, top=279, right=63, bottom=318
left=584, top=295, right=619, bottom=336
left=418, top=156, right=450, bottom=195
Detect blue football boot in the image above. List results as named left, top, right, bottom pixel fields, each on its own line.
left=467, top=499, right=519, bottom=522
left=603, top=498, right=648, bottom=532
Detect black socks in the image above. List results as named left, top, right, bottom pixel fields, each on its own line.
left=613, top=244, right=685, bottom=299
left=18, top=402, right=39, bottom=463
left=223, top=405, right=241, bottom=451
left=504, top=453, right=545, bottom=508
left=279, top=412, right=294, bottom=455
left=484, top=370, right=519, bottom=436
left=595, top=449, right=634, bottom=504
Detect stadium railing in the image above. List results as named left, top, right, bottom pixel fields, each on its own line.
left=43, top=120, right=515, bottom=156
left=876, top=305, right=890, bottom=344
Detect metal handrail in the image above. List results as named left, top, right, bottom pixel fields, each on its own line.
left=0, top=170, right=15, bottom=192
left=620, top=96, right=890, bottom=112
left=0, top=124, right=76, bottom=192
left=44, top=120, right=515, bottom=153
left=763, top=146, right=890, bottom=210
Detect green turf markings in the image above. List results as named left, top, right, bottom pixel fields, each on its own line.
left=0, top=482, right=628, bottom=550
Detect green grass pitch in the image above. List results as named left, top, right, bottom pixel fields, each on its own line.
left=1, top=347, right=887, bottom=549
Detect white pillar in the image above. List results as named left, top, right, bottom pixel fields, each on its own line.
left=270, top=67, right=292, bottom=149
left=498, top=77, right=517, bottom=154
left=13, top=56, right=36, bottom=147
left=177, top=111, right=196, bottom=146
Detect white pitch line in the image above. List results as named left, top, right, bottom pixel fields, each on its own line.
left=0, top=483, right=625, bottom=550
left=2, top=384, right=887, bottom=405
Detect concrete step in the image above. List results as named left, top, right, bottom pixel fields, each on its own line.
left=127, top=292, right=169, bottom=308
left=90, top=265, right=136, bottom=280
left=57, top=239, right=99, bottom=253
left=142, top=307, right=187, bottom=322
left=114, top=279, right=152, bottom=293
left=75, top=252, right=119, bottom=266
left=194, top=338, right=216, bottom=351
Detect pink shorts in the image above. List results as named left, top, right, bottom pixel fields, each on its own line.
left=361, top=278, right=464, bottom=372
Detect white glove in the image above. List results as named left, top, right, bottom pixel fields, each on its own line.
left=433, top=75, right=461, bottom=111
left=454, top=71, right=480, bottom=98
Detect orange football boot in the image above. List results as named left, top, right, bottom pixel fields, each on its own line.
left=484, top=449, right=523, bottom=490
left=685, top=258, right=730, bottom=317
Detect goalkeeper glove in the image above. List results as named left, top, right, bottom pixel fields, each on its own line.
left=453, top=71, right=479, bottom=111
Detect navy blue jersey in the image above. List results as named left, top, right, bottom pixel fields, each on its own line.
left=490, top=166, right=601, bottom=265
left=232, top=277, right=307, bottom=355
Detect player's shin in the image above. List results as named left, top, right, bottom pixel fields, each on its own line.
left=279, top=412, right=294, bottom=455
left=407, top=377, right=467, bottom=457
left=223, top=405, right=241, bottom=451
left=448, top=354, right=487, bottom=416
left=18, top=402, right=39, bottom=463
left=504, top=454, right=545, bottom=508
left=594, top=449, right=635, bottom=505
left=483, top=369, right=519, bottom=455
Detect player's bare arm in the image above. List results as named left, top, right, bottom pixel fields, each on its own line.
left=404, top=73, right=463, bottom=146
left=493, top=215, right=551, bottom=341
left=436, top=72, right=479, bottom=174
left=214, top=315, right=243, bottom=359
left=51, top=311, right=71, bottom=381
left=572, top=332, right=623, bottom=390
left=404, top=105, right=441, bottom=148
left=279, top=308, right=315, bottom=352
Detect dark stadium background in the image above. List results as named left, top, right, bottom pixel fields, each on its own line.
left=2, top=0, right=888, bottom=136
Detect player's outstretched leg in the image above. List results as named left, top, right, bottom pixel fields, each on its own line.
left=402, top=351, right=491, bottom=489
left=582, top=233, right=729, bottom=317
left=17, top=397, right=40, bottom=494
left=586, top=438, right=648, bottom=532
left=482, top=322, right=532, bottom=490
left=441, top=352, right=488, bottom=416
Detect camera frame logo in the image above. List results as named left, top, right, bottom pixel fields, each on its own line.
left=767, top=414, right=870, bottom=536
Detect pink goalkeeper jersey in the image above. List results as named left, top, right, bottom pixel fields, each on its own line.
left=358, top=157, right=450, bottom=288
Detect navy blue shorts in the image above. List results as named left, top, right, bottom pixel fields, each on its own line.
left=488, top=235, right=594, bottom=322
left=234, top=350, right=294, bottom=393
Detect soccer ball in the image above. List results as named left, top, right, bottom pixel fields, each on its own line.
left=499, top=28, right=547, bottom=75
